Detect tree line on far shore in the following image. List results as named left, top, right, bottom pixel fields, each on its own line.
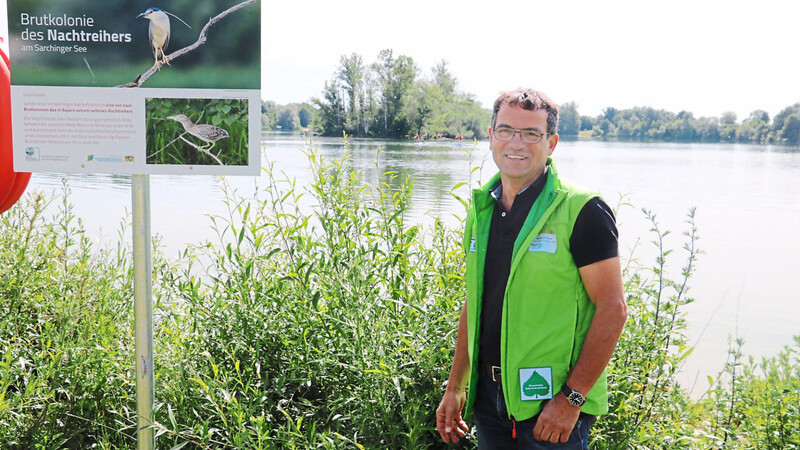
left=559, top=102, right=800, bottom=144
left=261, top=51, right=800, bottom=146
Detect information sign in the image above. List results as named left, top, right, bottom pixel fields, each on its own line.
left=6, top=1, right=260, bottom=175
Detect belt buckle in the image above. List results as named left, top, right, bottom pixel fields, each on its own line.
left=491, top=365, right=501, bottom=383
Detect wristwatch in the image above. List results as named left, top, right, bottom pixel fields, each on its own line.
left=561, top=384, right=586, bottom=407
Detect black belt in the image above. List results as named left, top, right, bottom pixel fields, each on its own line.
left=482, top=362, right=502, bottom=384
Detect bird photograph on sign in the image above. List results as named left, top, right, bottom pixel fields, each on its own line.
left=5, top=0, right=260, bottom=89
left=136, top=7, right=192, bottom=71
left=145, top=97, right=248, bottom=166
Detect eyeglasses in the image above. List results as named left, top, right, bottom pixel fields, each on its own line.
left=493, top=126, right=547, bottom=144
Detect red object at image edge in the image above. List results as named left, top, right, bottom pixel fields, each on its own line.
left=0, top=46, right=31, bottom=214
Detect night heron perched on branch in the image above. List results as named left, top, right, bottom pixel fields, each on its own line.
left=137, top=7, right=171, bottom=69
left=167, top=114, right=230, bottom=153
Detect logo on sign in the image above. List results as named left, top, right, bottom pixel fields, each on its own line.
left=25, top=147, right=40, bottom=161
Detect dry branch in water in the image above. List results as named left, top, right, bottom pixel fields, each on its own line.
left=118, top=0, right=257, bottom=88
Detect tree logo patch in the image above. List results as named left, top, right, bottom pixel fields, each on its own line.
left=519, top=367, right=553, bottom=401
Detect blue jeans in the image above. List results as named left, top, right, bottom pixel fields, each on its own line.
left=473, top=371, right=595, bottom=449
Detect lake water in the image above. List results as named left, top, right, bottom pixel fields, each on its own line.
left=24, top=133, right=800, bottom=397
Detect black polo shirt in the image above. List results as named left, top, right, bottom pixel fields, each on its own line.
left=479, top=169, right=618, bottom=368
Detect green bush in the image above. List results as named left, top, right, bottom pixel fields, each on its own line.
left=152, top=143, right=469, bottom=448
left=0, top=184, right=136, bottom=448
left=592, top=208, right=702, bottom=449
left=699, top=336, right=800, bottom=449
left=1, top=143, right=798, bottom=448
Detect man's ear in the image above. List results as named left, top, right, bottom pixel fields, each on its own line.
left=548, top=133, right=559, bottom=155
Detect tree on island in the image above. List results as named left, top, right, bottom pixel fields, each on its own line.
left=311, top=51, right=490, bottom=139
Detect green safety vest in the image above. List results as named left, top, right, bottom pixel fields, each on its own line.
left=463, top=158, right=609, bottom=420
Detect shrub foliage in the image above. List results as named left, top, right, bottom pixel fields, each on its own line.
left=0, top=144, right=798, bottom=448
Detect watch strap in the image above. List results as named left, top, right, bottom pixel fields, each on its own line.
left=561, top=383, right=586, bottom=406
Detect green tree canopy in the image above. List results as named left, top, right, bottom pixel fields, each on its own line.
left=312, top=50, right=489, bottom=139
left=276, top=107, right=300, bottom=131
left=558, top=102, right=580, bottom=136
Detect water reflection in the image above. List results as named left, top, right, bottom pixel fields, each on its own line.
left=765, top=144, right=800, bottom=154
left=261, top=135, right=488, bottom=223
left=31, top=172, right=133, bottom=192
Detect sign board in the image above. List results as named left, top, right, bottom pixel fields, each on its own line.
left=5, top=0, right=260, bottom=175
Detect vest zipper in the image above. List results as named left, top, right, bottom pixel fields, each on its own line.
left=511, top=416, right=517, bottom=438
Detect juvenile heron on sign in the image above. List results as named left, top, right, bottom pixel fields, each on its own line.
left=167, top=114, right=230, bottom=152
left=137, top=7, right=170, bottom=69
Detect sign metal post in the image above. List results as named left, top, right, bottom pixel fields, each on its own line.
left=132, top=174, right=154, bottom=450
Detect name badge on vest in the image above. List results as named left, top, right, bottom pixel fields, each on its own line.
left=529, top=233, right=557, bottom=253
left=469, top=236, right=476, bottom=253
left=519, top=367, right=553, bottom=401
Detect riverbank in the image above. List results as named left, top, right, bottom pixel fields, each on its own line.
left=301, top=128, right=800, bottom=148
left=2, top=144, right=798, bottom=448
left=27, top=135, right=800, bottom=395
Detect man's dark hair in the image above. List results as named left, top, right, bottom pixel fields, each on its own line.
left=491, top=88, right=559, bottom=135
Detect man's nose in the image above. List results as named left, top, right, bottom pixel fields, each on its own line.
left=510, top=131, right=526, bottom=146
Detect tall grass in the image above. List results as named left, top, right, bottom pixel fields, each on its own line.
left=0, top=141, right=798, bottom=448
left=0, top=183, right=137, bottom=448
left=152, top=143, right=467, bottom=448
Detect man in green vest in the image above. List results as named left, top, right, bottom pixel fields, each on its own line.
left=436, top=88, right=628, bottom=448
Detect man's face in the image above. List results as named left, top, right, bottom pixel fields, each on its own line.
left=489, top=104, right=558, bottom=188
